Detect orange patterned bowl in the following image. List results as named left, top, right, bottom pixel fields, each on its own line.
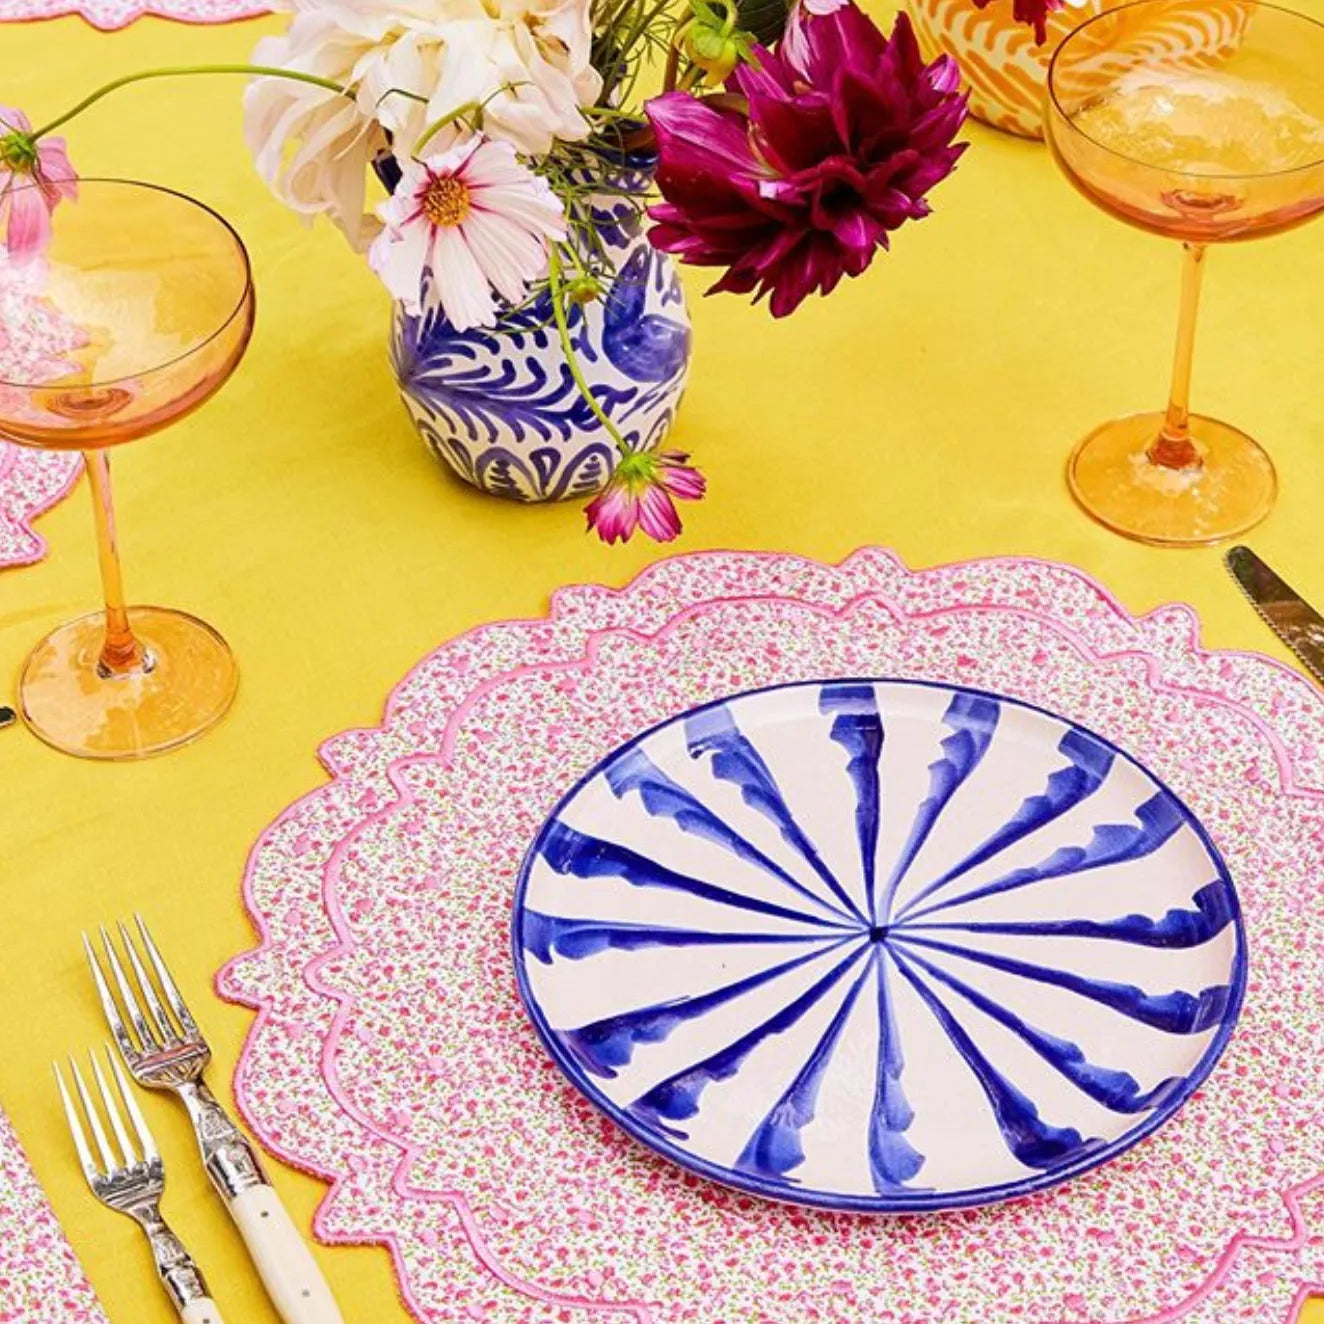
left=907, top=0, right=1113, bottom=138
left=907, top=0, right=1254, bottom=140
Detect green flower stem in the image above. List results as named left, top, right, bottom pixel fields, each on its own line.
left=412, top=82, right=529, bottom=158
left=548, top=245, right=631, bottom=458
left=412, top=100, right=481, bottom=157
left=30, top=64, right=356, bottom=140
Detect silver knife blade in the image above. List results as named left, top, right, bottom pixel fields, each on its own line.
left=1225, top=546, right=1324, bottom=688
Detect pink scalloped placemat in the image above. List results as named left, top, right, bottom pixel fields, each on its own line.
left=0, top=262, right=86, bottom=570
left=218, top=549, right=1324, bottom=1324
left=0, top=1104, right=108, bottom=1323
left=0, top=0, right=265, bottom=27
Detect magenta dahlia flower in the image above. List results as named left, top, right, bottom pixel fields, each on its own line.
left=644, top=7, right=967, bottom=318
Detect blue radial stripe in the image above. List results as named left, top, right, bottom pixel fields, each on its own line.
left=820, top=684, right=885, bottom=925
left=887, top=945, right=1106, bottom=1172
left=876, top=693, right=999, bottom=925
left=890, top=932, right=1234, bottom=1034
left=685, top=704, right=868, bottom=923
left=899, top=792, right=1188, bottom=925
left=626, top=942, right=873, bottom=1139
left=520, top=911, right=847, bottom=965
left=538, top=821, right=859, bottom=931
left=898, top=877, right=1237, bottom=950
left=603, top=745, right=855, bottom=924
left=555, top=937, right=859, bottom=1080
left=869, top=948, right=926, bottom=1190
left=895, top=946, right=1185, bottom=1114
left=733, top=953, right=877, bottom=1184
left=895, top=728, right=1115, bottom=921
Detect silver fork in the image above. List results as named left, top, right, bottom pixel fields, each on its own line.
left=55, top=1047, right=226, bottom=1324
left=85, top=917, right=342, bottom=1324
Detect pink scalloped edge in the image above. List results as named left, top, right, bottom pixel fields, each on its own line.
left=218, top=548, right=1324, bottom=1324
left=307, top=748, right=662, bottom=1321
left=295, top=593, right=1324, bottom=1324
left=0, top=443, right=80, bottom=571
left=0, top=0, right=268, bottom=29
left=1107, top=1174, right=1324, bottom=1324
left=313, top=547, right=1324, bottom=787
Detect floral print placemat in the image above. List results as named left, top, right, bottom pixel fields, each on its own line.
left=219, top=548, right=1324, bottom=1323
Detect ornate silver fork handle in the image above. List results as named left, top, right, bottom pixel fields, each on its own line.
left=179, top=1079, right=269, bottom=1199
left=139, top=1207, right=221, bottom=1322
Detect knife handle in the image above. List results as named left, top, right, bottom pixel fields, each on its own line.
left=180, top=1299, right=227, bottom=1324
left=180, top=1083, right=343, bottom=1324
left=229, top=1185, right=343, bottom=1324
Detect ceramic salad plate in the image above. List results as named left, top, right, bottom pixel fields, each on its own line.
left=512, top=679, right=1247, bottom=1213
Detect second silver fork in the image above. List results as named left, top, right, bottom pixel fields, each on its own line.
left=86, top=918, right=343, bottom=1324
left=56, top=1047, right=226, bottom=1324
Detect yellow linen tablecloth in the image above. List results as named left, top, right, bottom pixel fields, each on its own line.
left=2, top=10, right=1324, bottom=1322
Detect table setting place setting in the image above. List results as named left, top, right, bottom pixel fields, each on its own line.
left=3, top=0, right=1324, bottom=1320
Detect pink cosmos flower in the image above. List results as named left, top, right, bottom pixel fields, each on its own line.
left=369, top=136, right=566, bottom=329
left=644, top=7, right=967, bottom=318
left=974, top=0, right=1065, bottom=44
left=584, top=450, right=706, bottom=545
left=0, top=107, right=77, bottom=261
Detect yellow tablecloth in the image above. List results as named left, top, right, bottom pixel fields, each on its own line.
left=2, top=10, right=1324, bottom=1322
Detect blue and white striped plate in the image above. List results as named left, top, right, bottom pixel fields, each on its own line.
left=512, top=679, right=1246, bottom=1213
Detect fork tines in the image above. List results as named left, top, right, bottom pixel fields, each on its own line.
left=54, top=1046, right=158, bottom=1185
left=84, top=916, right=199, bottom=1063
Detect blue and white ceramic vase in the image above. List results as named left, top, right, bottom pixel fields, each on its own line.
left=389, top=160, right=693, bottom=503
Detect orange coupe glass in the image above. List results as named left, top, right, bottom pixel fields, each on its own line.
left=0, top=179, right=254, bottom=758
left=1046, top=0, right=1324, bottom=546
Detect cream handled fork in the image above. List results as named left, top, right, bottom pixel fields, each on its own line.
left=86, top=919, right=343, bottom=1324
left=56, top=1048, right=226, bottom=1324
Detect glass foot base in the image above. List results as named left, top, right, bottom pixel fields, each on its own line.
left=19, top=606, right=237, bottom=760
left=1067, top=412, right=1278, bottom=547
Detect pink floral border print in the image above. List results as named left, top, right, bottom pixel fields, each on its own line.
left=0, top=1106, right=108, bottom=1323
left=218, top=549, right=1324, bottom=1324
left=0, top=260, right=86, bottom=569
left=0, top=441, right=79, bottom=570
left=0, top=0, right=266, bottom=28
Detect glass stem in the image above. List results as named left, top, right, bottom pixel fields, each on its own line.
left=1148, top=242, right=1207, bottom=472
left=84, top=450, right=145, bottom=675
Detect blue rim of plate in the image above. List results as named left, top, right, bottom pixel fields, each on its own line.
left=510, top=677, right=1249, bottom=1214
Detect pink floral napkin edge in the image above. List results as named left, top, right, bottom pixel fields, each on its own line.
left=0, top=0, right=268, bottom=29
left=0, top=1104, right=108, bottom=1323
left=0, top=442, right=79, bottom=571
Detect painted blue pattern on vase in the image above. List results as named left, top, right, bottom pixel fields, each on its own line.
left=391, top=166, right=692, bottom=503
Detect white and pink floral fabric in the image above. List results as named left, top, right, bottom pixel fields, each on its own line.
left=0, top=1105, right=108, bottom=1323
left=0, top=263, right=86, bottom=570
left=218, top=548, right=1324, bottom=1324
left=0, top=0, right=264, bottom=28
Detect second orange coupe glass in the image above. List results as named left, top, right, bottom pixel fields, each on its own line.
left=1046, top=0, right=1324, bottom=546
left=0, top=179, right=254, bottom=759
